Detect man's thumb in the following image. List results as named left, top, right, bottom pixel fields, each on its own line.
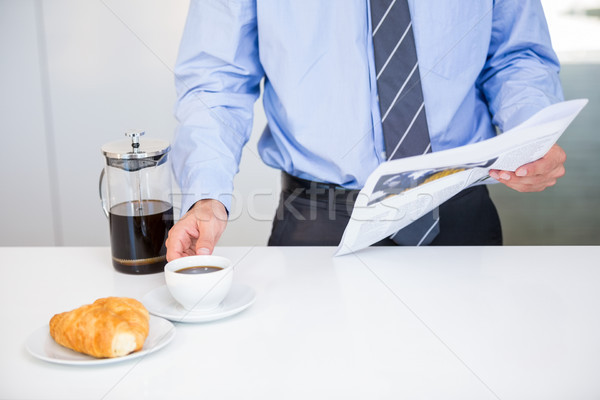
left=195, top=244, right=213, bottom=255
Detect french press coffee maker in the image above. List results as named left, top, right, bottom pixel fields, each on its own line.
left=100, top=131, right=174, bottom=274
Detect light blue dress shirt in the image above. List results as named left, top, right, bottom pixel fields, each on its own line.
left=172, top=0, right=563, bottom=213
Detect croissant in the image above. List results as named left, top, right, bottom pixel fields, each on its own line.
left=49, top=297, right=150, bottom=358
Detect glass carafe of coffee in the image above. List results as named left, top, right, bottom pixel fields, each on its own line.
left=99, top=130, right=173, bottom=274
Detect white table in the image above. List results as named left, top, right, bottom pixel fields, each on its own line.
left=1, top=246, right=599, bottom=399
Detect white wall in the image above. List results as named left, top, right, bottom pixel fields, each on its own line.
left=0, top=0, right=278, bottom=247
left=0, top=0, right=55, bottom=245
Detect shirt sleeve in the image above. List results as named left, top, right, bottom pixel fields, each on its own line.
left=476, top=0, right=564, bottom=132
left=171, top=0, right=263, bottom=214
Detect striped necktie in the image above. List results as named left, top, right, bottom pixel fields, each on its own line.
left=370, top=0, right=440, bottom=246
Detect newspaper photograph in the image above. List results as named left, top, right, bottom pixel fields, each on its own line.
left=335, top=99, right=588, bottom=256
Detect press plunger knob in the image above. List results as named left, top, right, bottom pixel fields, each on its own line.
left=125, top=130, right=145, bottom=151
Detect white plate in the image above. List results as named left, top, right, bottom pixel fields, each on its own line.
left=142, top=283, right=256, bottom=323
left=26, top=315, right=175, bottom=366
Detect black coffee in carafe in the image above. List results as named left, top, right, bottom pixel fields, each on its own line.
left=109, top=200, right=174, bottom=274
left=100, top=131, right=173, bottom=274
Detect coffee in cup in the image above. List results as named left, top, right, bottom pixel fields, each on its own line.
left=164, top=255, right=233, bottom=311
left=176, top=266, right=223, bottom=274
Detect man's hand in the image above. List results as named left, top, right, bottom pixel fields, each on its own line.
left=489, top=144, right=566, bottom=192
left=166, top=199, right=228, bottom=261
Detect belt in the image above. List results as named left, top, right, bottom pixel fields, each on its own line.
left=281, top=172, right=360, bottom=199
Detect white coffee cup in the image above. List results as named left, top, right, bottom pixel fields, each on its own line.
left=164, top=255, right=233, bottom=311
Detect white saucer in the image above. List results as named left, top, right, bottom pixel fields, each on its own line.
left=142, top=283, right=256, bottom=323
left=25, top=315, right=175, bottom=366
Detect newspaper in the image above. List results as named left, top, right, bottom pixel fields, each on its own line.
left=335, top=99, right=588, bottom=256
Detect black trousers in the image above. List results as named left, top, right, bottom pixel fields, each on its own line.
left=268, top=172, right=502, bottom=246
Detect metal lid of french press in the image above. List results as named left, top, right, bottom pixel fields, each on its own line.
left=101, top=130, right=170, bottom=171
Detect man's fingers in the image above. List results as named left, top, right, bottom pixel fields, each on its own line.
left=515, top=144, right=566, bottom=178
left=166, top=236, right=186, bottom=262
left=490, top=168, right=560, bottom=192
left=166, top=229, right=191, bottom=261
left=193, top=201, right=227, bottom=255
left=489, top=144, right=566, bottom=193
left=165, top=216, right=200, bottom=261
left=166, top=199, right=228, bottom=261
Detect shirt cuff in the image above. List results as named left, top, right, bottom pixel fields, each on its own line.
left=179, top=167, right=234, bottom=218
